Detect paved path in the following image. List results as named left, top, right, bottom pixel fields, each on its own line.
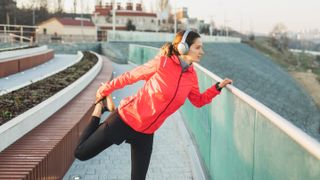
left=63, top=63, right=204, bottom=180
left=0, top=54, right=78, bottom=95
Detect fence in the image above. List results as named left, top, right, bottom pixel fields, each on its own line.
left=0, top=24, right=37, bottom=44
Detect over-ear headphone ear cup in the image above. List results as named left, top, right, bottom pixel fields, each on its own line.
left=177, top=42, right=189, bottom=55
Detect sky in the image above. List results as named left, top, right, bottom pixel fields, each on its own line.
left=176, top=0, right=320, bottom=34
left=16, top=0, right=320, bottom=35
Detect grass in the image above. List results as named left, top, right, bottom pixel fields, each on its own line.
left=245, top=39, right=320, bottom=78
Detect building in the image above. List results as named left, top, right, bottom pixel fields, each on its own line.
left=92, top=2, right=158, bottom=40
left=176, top=7, right=189, bottom=20
left=175, top=7, right=207, bottom=33
left=178, top=18, right=202, bottom=32
left=37, top=17, right=96, bottom=43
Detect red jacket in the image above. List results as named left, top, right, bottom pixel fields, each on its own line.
left=100, top=55, right=221, bottom=134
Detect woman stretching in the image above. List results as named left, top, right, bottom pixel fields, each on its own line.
left=74, top=30, right=233, bottom=180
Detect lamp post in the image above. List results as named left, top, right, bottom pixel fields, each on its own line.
left=174, top=0, right=177, bottom=34
left=112, top=0, right=116, bottom=33
left=80, top=0, right=84, bottom=41
left=32, top=8, right=35, bottom=26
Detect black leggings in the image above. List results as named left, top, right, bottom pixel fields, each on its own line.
left=74, top=110, right=154, bottom=180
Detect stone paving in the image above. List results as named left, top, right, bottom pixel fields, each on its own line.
left=63, top=63, right=204, bottom=180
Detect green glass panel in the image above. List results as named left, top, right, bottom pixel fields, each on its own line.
left=254, top=113, right=320, bottom=180
left=209, top=89, right=255, bottom=180
left=180, top=69, right=214, bottom=170
left=143, top=48, right=158, bottom=63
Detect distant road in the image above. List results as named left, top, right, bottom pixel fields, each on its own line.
left=290, top=49, right=320, bottom=56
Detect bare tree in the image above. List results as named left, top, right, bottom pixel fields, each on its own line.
left=0, top=0, right=17, bottom=24
left=39, top=0, right=48, bottom=8
left=55, top=0, right=64, bottom=14
left=30, top=0, right=41, bottom=8
left=269, top=23, right=289, bottom=51
left=73, top=0, right=77, bottom=14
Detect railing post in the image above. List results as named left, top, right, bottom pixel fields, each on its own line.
left=4, top=25, right=7, bottom=43
left=30, top=37, right=34, bottom=46
left=20, top=26, right=23, bottom=44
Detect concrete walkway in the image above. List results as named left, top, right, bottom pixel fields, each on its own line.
left=63, top=63, right=205, bottom=180
left=0, top=54, right=78, bottom=95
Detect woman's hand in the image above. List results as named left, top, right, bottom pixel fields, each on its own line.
left=219, top=78, right=233, bottom=88
left=95, top=83, right=105, bottom=104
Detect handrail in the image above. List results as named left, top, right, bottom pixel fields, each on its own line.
left=195, top=62, right=320, bottom=160
left=9, top=33, right=33, bottom=45
left=0, top=24, right=38, bottom=28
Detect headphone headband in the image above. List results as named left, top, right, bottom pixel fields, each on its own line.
left=177, top=29, right=192, bottom=55
left=181, top=29, right=191, bottom=44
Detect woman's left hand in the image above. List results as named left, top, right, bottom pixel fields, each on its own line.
left=219, top=78, right=233, bottom=88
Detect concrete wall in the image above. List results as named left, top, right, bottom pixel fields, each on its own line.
left=38, top=20, right=64, bottom=35
left=61, top=26, right=96, bottom=36
left=0, top=45, right=48, bottom=60
left=38, top=19, right=96, bottom=36
left=43, top=43, right=101, bottom=54
left=107, top=30, right=241, bottom=43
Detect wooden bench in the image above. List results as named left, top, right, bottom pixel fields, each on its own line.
left=0, top=55, right=113, bottom=179
left=0, top=50, right=54, bottom=78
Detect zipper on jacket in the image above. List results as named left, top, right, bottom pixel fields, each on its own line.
left=142, top=70, right=183, bottom=132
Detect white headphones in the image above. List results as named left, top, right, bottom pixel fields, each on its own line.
left=177, top=29, right=191, bottom=55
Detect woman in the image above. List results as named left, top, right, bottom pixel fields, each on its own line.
left=74, top=30, right=233, bottom=180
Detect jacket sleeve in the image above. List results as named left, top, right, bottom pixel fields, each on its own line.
left=99, top=56, right=160, bottom=97
left=188, top=72, right=221, bottom=108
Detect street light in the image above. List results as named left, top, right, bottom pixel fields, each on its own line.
left=174, top=0, right=177, bottom=34
left=112, top=0, right=116, bottom=33
left=80, top=0, right=84, bottom=41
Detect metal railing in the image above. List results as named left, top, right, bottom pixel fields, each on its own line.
left=8, top=33, right=34, bottom=45
left=0, top=24, right=37, bottom=44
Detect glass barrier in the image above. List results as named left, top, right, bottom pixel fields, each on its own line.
left=128, top=44, right=320, bottom=180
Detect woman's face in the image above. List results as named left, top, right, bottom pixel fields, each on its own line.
left=184, top=38, right=204, bottom=64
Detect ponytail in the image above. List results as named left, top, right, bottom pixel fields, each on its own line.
left=159, top=42, right=179, bottom=57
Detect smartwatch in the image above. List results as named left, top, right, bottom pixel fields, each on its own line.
left=215, top=82, right=223, bottom=91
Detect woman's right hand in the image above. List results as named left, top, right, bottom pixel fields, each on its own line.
left=95, top=83, right=105, bottom=104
